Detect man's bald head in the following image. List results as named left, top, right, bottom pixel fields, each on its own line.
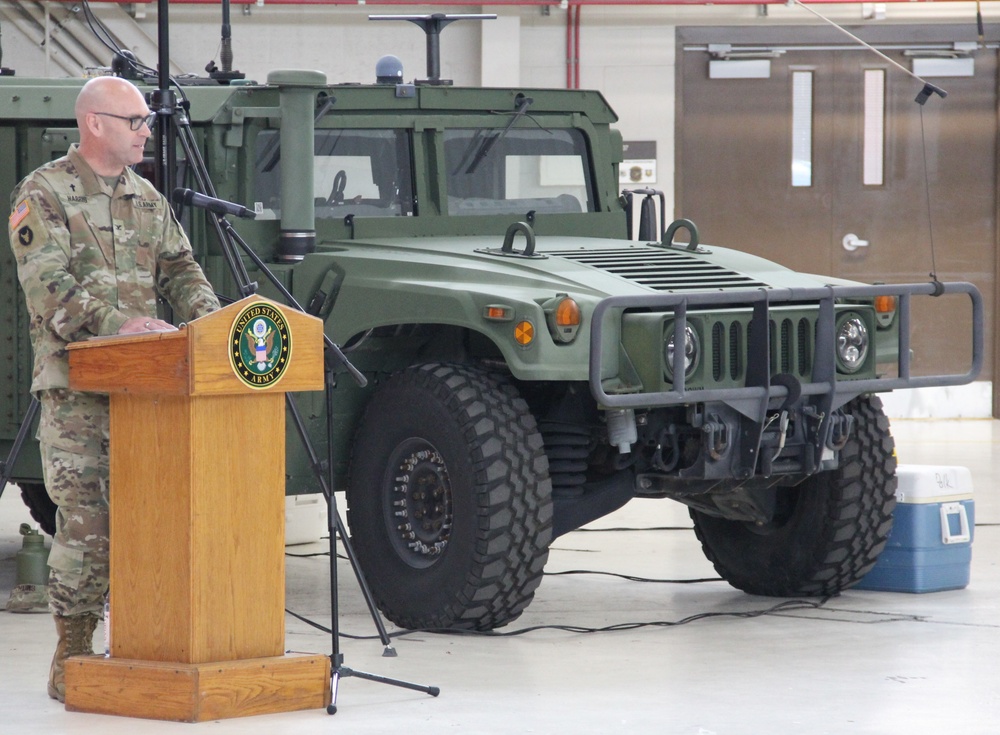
left=74, top=76, right=153, bottom=176
left=75, top=76, right=147, bottom=128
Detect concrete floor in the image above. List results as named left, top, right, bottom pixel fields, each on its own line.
left=1, top=418, right=998, bottom=734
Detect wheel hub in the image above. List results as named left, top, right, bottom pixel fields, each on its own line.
left=388, top=441, right=453, bottom=565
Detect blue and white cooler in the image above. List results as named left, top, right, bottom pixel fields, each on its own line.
left=854, top=464, right=974, bottom=593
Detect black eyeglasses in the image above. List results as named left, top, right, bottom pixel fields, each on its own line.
left=93, top=112, right=157, bottom=131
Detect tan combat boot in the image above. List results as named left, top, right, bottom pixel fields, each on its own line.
left=47, top=612, right=99, bottom=702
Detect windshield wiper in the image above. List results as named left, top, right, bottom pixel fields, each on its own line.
left=453, top=93, right=534, bottom=175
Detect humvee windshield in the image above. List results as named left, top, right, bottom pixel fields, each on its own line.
left=445, top=128, right=593, bottom=216
left=251, top=125, right=594, bottom=220
left=253, top=128, right=415, bottom=219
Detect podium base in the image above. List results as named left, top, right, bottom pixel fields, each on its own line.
left=64, top=653, right=331, bottom=722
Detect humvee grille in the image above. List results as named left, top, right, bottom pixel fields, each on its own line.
left=708, top=315, right=814, bottom=385
left=546, top=246, right=765, bottom=291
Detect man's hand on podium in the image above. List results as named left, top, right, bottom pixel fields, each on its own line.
left=118, top=316, right=178, bottom=334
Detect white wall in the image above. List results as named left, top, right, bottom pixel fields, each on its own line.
left=4, top=1, right=994, bottom=233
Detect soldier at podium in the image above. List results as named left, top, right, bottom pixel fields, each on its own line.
left=7, top=76, right=220, bottom=702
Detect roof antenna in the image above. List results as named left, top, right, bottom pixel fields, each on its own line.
left=789, top=0, right=951, bottom=289
left=369, top=13, right=495, bottom=85
left=788, top=0, right=947, bottom=105
left=205, top=0, right=245, bottom=83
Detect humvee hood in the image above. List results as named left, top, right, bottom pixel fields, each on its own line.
left=325, top=235, right=842, bottom=298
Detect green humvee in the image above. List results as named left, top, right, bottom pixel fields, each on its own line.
left=0, top=63, right=982, bottom=631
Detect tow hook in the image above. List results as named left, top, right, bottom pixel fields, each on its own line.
left=703, top=418, right=729, bottom=461
left=827, top=413, right=854, bottom=450
left=776, top=410, right=789, bottom=454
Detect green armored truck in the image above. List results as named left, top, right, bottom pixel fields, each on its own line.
left=0, top=58, right=982, bottom=631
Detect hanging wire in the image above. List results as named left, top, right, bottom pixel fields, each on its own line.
left=78, top=0, right=191, bottom=105
left=789, top=0, right=950, bottom=289
left=789, top=0, right=947, bottom=104
left=918, top=105, right=944, bottom=292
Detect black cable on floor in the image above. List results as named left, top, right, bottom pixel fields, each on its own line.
left=285, top=597, right=831, bottom=641
left=574, top=526, right=693, bottom=532
left=285, top=549, right=333, bottom=558
left=545, top=569, right=721, bottom=584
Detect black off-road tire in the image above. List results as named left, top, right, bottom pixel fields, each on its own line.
left=346, top=363, right=553, bottom=631
left=19, top=482, right=57, bottom=536
left=691, top=394, right=897, bottom=597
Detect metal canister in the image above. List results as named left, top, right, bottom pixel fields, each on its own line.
left=15, top=523, right=50, bottom=586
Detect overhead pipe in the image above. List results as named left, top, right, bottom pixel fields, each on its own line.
left=565, top=2, right=573, bottom=89
left=574, top=3, right=581, bottom=89
left=565, top=3, right=581, bottom=90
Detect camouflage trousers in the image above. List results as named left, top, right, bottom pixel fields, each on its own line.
left=38, top=389, right=110, bottom=617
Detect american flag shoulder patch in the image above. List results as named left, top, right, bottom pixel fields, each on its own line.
left=9, top=200, right=30, bottom=230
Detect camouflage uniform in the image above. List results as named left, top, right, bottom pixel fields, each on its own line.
left=8, top=144, right=220, bottom=617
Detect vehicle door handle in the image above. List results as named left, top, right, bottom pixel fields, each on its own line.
left=842, top=233, right=870, bottom=252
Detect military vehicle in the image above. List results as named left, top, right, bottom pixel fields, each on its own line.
left=0, top=17, right=983, bottom=632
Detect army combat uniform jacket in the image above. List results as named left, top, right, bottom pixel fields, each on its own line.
left=9, top=144, right=220, bottom=394
left=9, top=144, right=220, bottom=453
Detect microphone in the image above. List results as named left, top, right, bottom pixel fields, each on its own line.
left=172, top=188, right=256, bottom=220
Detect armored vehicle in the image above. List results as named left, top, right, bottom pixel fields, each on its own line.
left=0, top=55, right=982, bottom=631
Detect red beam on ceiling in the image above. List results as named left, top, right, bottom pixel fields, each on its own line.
left=42, top=0, right=987, bottom=5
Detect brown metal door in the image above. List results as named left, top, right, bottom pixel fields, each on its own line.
left=676, top=25, right=996, bottom=381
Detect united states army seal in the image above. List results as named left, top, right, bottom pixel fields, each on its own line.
left=229, top=302, right=292, bottom=389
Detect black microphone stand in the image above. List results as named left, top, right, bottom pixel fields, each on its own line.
left=160, top=42, right=436, bottom=700
left=196, top=207, right=440, bottom=713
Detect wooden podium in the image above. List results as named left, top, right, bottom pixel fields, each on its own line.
left=62, top=295, right=331, bottom=721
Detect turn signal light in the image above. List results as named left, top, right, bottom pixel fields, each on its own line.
left=543, top=294, right=582, bottom=344
left=484, top=304, right=514, bottom=322
left=873, top=294, right=897, bottom=328
left=874, top=295, right=896, bottom=313
left=554, top=297, right=581, bottom=327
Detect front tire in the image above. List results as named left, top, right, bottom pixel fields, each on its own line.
left=691, top=394, right=897, bottom=596
left=346, top=363, right=553, bottom=631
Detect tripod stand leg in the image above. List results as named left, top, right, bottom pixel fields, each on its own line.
left=285, top=394, right=396, bottom=650
left=282, top=393, right=439, bottom=712
left=339, top=666, right=440, bottom=697
left=0, top=396, right=40, bottom=501
left=332, top=510, right=397, bottom=656
left=328, top=668, right=342, bottom=715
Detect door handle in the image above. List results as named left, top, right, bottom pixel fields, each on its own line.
left=842, top=233, right=870, bottom=252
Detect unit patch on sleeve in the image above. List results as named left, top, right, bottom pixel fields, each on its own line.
left=17, top=226, right=33, bottom=247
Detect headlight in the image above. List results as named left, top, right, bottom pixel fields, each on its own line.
left=836, top=314, right=869, bottom=373
left=664, top=323, right=700, bottom=379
